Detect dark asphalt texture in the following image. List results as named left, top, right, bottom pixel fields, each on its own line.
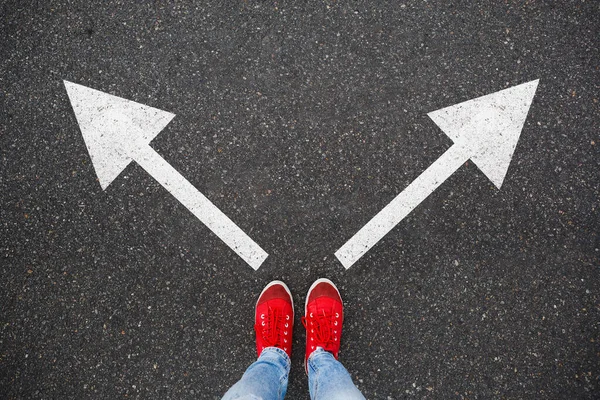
left=1, top=1, right=599, bottom=399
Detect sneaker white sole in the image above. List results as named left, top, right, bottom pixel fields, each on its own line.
left=257, top=280, right=294, bottom=319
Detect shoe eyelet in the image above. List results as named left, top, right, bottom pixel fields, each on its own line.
left=261, top=314, right=265, bottom=319
left=285, top=323, right=288, bottom=328
left=310, top=312, right=313, bottom=318
left=335, top=313, right=339, bottom=318
left=261, top=321, right=265, bottom=326
left=286, top=315, right=290, bottom=320
left=311, top=346, right=315, bottom=350
left=284, top=339, right=287, bottom=343
left=334, top=321, right=338, bottom=326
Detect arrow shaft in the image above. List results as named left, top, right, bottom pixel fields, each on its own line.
left=133, top=145, right=268, bottom=270
left=335, top=144, right=470, bottom=269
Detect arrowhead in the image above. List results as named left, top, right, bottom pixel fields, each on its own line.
left=427, top=80, right=539, bottom=188
left=64, top=80, right=175, bottom=189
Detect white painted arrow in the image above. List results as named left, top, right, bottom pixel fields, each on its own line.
left=335, top=80, right=539, bottom=269
left=64, top=80, right=268, bottom=270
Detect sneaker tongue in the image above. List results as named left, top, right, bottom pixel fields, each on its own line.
left=258, top=299, right=294, bottom=319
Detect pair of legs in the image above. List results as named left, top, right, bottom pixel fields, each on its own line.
left=222, top=279, right=365, bottom=400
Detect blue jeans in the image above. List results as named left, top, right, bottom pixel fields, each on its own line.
left=222, top=347, right=366, bottom=400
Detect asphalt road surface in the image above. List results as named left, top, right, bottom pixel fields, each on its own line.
left=1, top=1, right=598, bottom=399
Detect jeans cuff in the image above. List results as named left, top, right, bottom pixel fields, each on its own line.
left=308, top=346, right=326, bottom=359
left=260, top=346, right=291, bottom=371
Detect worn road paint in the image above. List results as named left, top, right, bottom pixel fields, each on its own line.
left=64, top=81, right=268, bottom=270
left=336, top=80, right=539, bottom=269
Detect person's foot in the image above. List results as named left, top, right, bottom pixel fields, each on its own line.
left=254, top=280, right=294, bottom=358
left=301, top=278, right=344, bottom=368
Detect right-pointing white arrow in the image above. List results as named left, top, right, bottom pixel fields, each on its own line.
left=336, top=79, right=539, bottom=269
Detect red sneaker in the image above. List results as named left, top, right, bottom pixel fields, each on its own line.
left=254, top=280, right=294, bottom=358
left=301, top=278, right=344, bottom=368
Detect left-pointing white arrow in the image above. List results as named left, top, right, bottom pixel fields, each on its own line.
left=64, top=80, right=268, bottom=270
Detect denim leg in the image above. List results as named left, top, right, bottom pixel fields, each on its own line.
left=222, top=347, right=290, bottom=400
left=307, top=348, right=366, bottom=400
